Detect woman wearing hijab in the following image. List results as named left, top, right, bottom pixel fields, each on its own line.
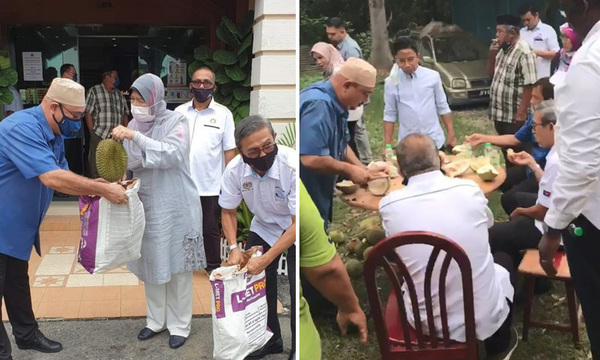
left=111, top=73, right=206, bottom=350
left=310, top=42, right=364, bottom=159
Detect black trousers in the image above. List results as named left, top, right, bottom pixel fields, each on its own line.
left=501, top=189, right=538, bottom=217
left=347, top=121, right=358, bottom=158
left=0, top=254, right=39, bottom=359
left=489, top=216, right=542, bottom=269
left=200, top=196, right=221, bottom=271
left=494, top=121, right=524, bottom=169
left=484, top=252, right=515, bottom=355
left=245, top=232, right=296, bottom=354
left=562, top=215, right=600, bottom=359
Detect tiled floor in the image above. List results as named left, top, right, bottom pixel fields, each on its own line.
left=5, top=201, right=282, bottom=321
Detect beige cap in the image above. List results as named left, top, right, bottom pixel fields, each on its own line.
left=338, top=58, right=376, bottom=88
left=45, top=78, right=86, bottom=107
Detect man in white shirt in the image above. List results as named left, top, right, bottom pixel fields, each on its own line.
left=175, top=67, right=236, bottom=272
left=488, top=101, right=558, bottom=271
left=539, top=3, right=600, bottom=357
left=3, top=86, right=23, bottom=118
left=518, top=3, right=561, bottom=79
left=219, top=115, right=296, bottom=360
left=379, top=133, right=517, bottom=359
left=383, top=38, right=456, bottom=157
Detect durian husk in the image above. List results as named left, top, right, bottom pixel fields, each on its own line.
left=96, top=139, right=128, bottom=182
left=368, top=177, right=391, bottom=196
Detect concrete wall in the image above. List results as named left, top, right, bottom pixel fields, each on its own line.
left=250, top=0, right=296, bottom=147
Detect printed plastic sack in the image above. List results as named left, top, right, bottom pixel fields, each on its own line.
left=210, top=246, right=273, bottom=360
left=78, top=179, right=146, bottom=274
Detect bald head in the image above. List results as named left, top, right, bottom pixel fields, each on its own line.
left=396, top=134, right=440, bottom=179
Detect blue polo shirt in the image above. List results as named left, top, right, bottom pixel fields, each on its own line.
left=299, top=80, right=349, bottom=228
left=514, top=112, right=550, bottom=177
left=0, top=106, right=68, bottom=260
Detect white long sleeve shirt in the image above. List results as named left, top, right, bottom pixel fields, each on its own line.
left=544, top=20, right=600, bottom=230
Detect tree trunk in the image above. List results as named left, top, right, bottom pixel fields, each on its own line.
left=368, top=0, right=393, bottom=72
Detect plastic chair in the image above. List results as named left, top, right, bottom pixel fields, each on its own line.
left=364, top=231, right=478, bottom=360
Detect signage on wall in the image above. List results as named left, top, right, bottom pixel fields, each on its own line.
left=22, top=52, right=44, bottom=81
left=167, top=60, right=187, bottom=87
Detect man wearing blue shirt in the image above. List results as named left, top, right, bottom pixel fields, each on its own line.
left=0, top=78, right=127, bottom=359
left=299, top=58, right=387, bottom=322
left=383, top=37, right=456, bottom=157
left=466, top=78, right=554, bottom=214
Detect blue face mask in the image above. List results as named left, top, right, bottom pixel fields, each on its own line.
left=53, top=105, right=82, bottom=137
left=114, top=77, right=120, bottom=88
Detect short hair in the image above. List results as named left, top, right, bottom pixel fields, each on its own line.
left=533, top=77, right=555, bottom=100
left=234, top=115, right=275, bottom=149
left=325, top=17, right=345, bottom=29
left=192, top=66, right=216, bottom=82
left=60, top=64, right=74, bottom=76
left=395, top=134, right=440, bottom=178
left=518, top=2, right=539, bottom=16
left=392, top=37, right=419, bottom=56
left=535, top=100, right=557, bottom=126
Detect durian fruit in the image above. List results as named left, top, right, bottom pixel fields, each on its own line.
left=368, top=177, right=391, bottom=196
left=363, top=246, right=373, bottom=260
left=452, top=143, right=471, bottom=154
left=470, top=156, right=490, bottom=172
left=359, top=217, right=381, bottom=232
left=335, top=180, right=359, bottom=195
left=345, top=259, right=364, bottom=279
left=329, top=230, right=347, bottom=245
left=361, top=228, right=386, bottom=246
left=347, top=239, right=364, bottom=254
left=96, top=139, right=128, bottom=182
left=476, top=164, right=499, bottom=181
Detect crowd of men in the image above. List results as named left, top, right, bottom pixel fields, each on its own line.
left=300, top=1, right=600, bottom=359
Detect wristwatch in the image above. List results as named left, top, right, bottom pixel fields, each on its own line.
left=226, top=244, right=239, bottom=255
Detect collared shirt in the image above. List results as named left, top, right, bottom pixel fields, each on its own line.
left=379, top=171, right=513, bottom=342
left=545, top=20, right=600, bottom=230
left=520, top=21, right=561, bottom=78
left=299, top=180, right=337, bottom=360
left=514, top=112, right=550, bottom=177
left=336, top=34, right=363, bottom=60
left=490, top=40, right=537, bottom=124
left=85, top=84, right=129, bottom=139
left=219, top=145, right=296, bottom=246
left=299, top=80, right=349, bottom=226
left=383, top=66, right=452, bottom=149
left=535, top=147, right=559, bottom=233
left=175, top=99, right=236, bottom=196
left=0, top=106, right=68, bottom=261
left=3, top=87, right=23, bottom=117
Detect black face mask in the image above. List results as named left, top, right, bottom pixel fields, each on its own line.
left=241, top=144, right=279, bottom=173
left=191, top=88, right=214, bottom=103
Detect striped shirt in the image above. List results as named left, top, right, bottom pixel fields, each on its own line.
left=489, top=40, right=537, bottom=124
left=85, top=84, right=129, bottom=139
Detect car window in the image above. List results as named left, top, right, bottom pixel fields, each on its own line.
left=421, top=39, right=433, bottom=58
left=433, top=33, right=489, bottom=63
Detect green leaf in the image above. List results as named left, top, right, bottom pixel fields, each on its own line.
left=187, top=61, right=203, bottom=79
left=225, top=65, right=246, bottom=82
left=241, top=75, right=252, bottom=87
left=221, top=93, right=234, bottom=106
left=238, top=51, right=249, bottom=68
left=204, top=61, right=221, bottom=71
left=193, top=45, right=213, bottom=61
left=230, top=98, right=240, bottom=109
left=222, top=17, right=241, bottom=39
left=220, top=82, right=237, bottom=96
left=233, top=86, right=251, bottom=102
left=216, top=22, right=241, bottom=49
left=237, top=103, right=250, bottom=118
left=0, top=68, right=18, bottom=87
left=238, top=34, right=253, bottom=55
left=215, top=70, right=231, bottom=85
left=0, top=87, right=14, bottom=105
left=240, top=10, right=255, bottom=37
left=213, top=50, right=238, bottom=66
left=277, top=122, right=296, bottom=148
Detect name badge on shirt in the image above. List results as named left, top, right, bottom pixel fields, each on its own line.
left=274, top=186, right=287, bottom=203
left=204, top=118, right=221, bottom=130
left=534, top=35, right=544, bottom=42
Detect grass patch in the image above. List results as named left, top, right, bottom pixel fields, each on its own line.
left=301, top=74, right=591, bottom=359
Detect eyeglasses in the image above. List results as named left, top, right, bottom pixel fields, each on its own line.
left=59, top=103, right=84, bottom=119
left=190, top=80, right=214, bottom=89
left=532, top=122, right=544, bottom=130
left=245, top=142, right=275, bottom=159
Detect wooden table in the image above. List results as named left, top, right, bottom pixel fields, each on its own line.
left=340, top=162, right=506, bottom=212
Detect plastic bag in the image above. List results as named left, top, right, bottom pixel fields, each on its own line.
left=78, top=178, right=146, bottom=274
left=209, top=246, right=273, bottom=360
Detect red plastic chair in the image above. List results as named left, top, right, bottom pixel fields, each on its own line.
left=363, top=231, right=478, bottom=360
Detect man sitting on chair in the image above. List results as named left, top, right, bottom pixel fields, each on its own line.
left=379, top=133, right=517, bottom=360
